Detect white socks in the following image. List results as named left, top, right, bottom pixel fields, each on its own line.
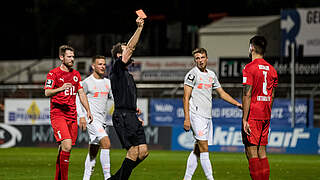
left=100, top=149, right=111, bottom=180
left=200, top=152, right=214, bottom=180
left=83, top=154, right=96, bottom=180
left=83, top=149, right=110, bottom=180
left=184, top=151, right=198, bottom=180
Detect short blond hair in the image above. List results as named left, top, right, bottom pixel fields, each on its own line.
left=192, top=48, right=208, bottom=57
left=59, top=45, right=74, bottom=57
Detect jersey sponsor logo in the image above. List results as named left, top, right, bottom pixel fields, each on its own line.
left=45, top=79, right=53, bottom=88
left=187, top=74, right=195, bottom=82
left=197, top=83, right=212, bottom=89
left=258, top=65, right=270, bottom=71
left=73, top=76, right=78, bottom=82
left=93, top=91, right=109, bottom=97
left=64, top=86, right=77, bottom=96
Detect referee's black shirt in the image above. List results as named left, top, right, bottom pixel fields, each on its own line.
left=110, top=57, right=137, bottom=111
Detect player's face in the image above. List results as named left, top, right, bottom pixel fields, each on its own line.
left=194, top=52, right=208, bottom=72
left=93, top=58, right=106, bottom=77
left=61, top=50, right=75, bottom=68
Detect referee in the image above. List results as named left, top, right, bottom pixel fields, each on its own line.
left=108, top=16, right=148, bottom=180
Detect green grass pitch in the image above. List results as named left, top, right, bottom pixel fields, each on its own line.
left=0, top=147, right=319, bottom=180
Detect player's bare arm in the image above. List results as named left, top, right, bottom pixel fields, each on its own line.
left=183, top=85, right=193, bottom=131
left=242, top=84, right=252, bottom=135
left=78, top=88, right=93, bottom=125
left=215, top=87, right=242, bottom=109
left=45, top=83, right=72, bottom=97
left=122, top=17, right=144, bottom=63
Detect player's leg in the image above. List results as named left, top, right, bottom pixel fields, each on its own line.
left=258, top=146, right=269, bottom=180
left=190, top=113, right=214, bottom=180
left=113, top=112, right=147, bottom=180
left=59, top=139, right=73, bottom=180
left=243, top=119, right=264, bottom=180
left=245, top=145, right=261, bottom=180
left=52, top=118, right=75, bottom=180
left=134, top=143, right=148, bottom=169
left=83, top=144, right=100, bottom=180
left=108, top=111, right=134, bottom=180
left=258, top=120, right=270, bottom=180
left=112, top=145, right=138, bottom=180
left=100, top=136, right=111, bottom=180
left=55, top=145, right=62, bottom=180
left=198, top=140, right=214, bottom=180
left=184, top=143, right=199, bottom=180
left=134, top=120, right=149, bottom=168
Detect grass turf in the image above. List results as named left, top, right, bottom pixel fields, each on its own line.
left=0, top=147, right=319, bottom=180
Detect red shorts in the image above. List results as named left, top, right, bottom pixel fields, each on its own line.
left=51, top=116, right=78, bottom=145
left=242, top=119, right=270, bottom=146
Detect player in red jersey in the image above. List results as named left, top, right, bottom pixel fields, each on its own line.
left=242, top=36, right=278, bottom=180
left=44, top=45, right=93, bottom=180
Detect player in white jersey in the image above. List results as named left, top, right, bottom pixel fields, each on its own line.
left=76, top=55, right=113, bottom=180
left=183, top=48, right=242, bottom=180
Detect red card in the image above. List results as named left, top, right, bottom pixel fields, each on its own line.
left=136, top=9, right=147, bottom=19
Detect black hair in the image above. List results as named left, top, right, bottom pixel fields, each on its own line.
left=249, top=36, right=267, bottom=55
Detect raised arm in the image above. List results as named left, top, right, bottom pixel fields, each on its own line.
left=183, top=85, right=193, bottom=131
left=122, top=17, right=144, bottom=64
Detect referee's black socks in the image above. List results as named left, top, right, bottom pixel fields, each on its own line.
left=110, top=158, right=140, bottom=180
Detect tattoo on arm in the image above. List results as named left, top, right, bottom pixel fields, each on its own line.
left=242, top=85, right=252, bottom=97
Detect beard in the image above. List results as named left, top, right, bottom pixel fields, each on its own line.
left=64, top=61, right=74, bottom=68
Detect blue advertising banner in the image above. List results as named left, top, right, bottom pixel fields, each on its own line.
left=171, top=126, right=320, bottom=154
left=150, top=98, right=312, bottom=128
left=150, top=99, right=184, bottom=126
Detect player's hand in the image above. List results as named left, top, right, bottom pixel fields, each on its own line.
left=61, top=83, right=72, bottom=91
left=136, top=17, right=144, bottom=28
left=184, top=120, right=191, bottom=132
left=79, top=117, right=87, bottom=131
left=136, top=107, right=142, bottom=115
left=242, top=120, right=251, bottom=136
left=138, top=117, right=144, bottom=126
left=237, top=103, right=243, bottom=110
left=87, top=112, right=93, bottom=124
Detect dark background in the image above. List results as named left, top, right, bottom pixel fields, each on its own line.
left=1, top=0, right=320, bottom=59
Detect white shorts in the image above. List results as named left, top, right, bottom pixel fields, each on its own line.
left=190, top=111, right=213, bottom=145
left=87, top=120, right=109, bottom=145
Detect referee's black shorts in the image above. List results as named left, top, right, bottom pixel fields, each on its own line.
left=112, top=109, right=147, bottom=150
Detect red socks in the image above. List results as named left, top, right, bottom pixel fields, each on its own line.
left=55, top=152, right=61, bottom=180
left=55, top=150, right=70, bottom=180
left=248, top=157, right=270, bottom=180
left=260, top=158, right=270, bottom=180
left=249, top=158, right=261, bottom=180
